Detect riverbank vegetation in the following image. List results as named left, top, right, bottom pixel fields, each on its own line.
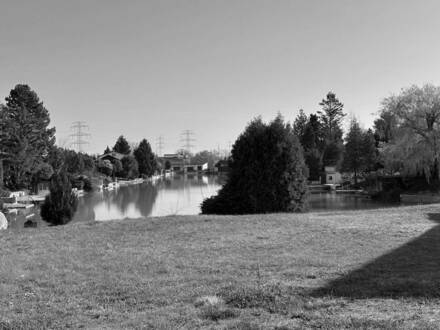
left=202, top=115, right=308, bottom=214
left=1, top=205, right=440, bottom=328
left=0, top=85, right=160, bottom=196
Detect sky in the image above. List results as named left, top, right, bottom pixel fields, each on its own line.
left=1, top=0, right=440, bottom=155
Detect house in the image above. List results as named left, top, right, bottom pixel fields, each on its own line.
left=160, top=153, right=208, bottom=173
left=98, top=151, right=125, bottom=162
left=324, top=166, right=342, bottom=184
left=162, top=153, right=186, bottom=172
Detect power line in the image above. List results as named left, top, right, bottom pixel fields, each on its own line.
left=69, top=121, right=90, bottom=153
left=156, top=136, right=164, bottom=156
left=180, top=130, right=195, bottom=154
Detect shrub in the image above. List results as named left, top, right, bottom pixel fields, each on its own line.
left=82, top=177, right=93, bottom=192
left=97, top=159, right=113, bottom=176
left=119, top=155, right=139, bottom=179
left=40, top=171, right=78, bottom=225
left=201, top=115, right=308, bottom=214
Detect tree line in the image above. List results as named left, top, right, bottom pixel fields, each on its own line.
left=0, top=84, right=160, bottom=193
left=203, top=84, right=440, bottom=215
left=293, top=92, right=377, bottom=184
left=293, top=85, right=440, bottom=188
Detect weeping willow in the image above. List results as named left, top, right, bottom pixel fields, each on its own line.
left=379, top=84, right=440, bottom=182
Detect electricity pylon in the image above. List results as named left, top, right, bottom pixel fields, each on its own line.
left=70, top=121, right=90, bottom=152
left=180, top=130, right=195, bottom=155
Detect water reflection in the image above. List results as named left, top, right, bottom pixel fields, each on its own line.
left=72, top=174, right=223, bottom=221
left=9, top=175, right=412, bottom=229
left=309, top=192, right=397, bottom=211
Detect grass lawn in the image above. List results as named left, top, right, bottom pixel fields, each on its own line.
left=1, top=204, right=440, bottom=329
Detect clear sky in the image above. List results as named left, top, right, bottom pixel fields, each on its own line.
left=1, top=0, right=440, bottom=154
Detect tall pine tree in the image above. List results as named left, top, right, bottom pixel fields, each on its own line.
left=134, top=139, right=156, bottom=177
left=1, top=85, right=56, bottom=189
left=318, top=92, right=346, bottom=168
left=342, top=118, right=364, bottom=183
left=113, top=135, right=131, bottom=155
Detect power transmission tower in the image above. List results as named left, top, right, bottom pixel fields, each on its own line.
left=156, top=136, right=164, bottom=156
left=180, top=130, right=195, bottom=155
left=70, top=121, right=90, bottom=152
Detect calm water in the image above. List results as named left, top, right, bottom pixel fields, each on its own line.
left=8, top=174, right=404, bottom=229
left=74, top=174, right=224, bottom=221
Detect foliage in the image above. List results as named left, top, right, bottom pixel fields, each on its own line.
left=362, top=129, right=378, bottom=172
left=374, top=110, right=396, bottom=144
left=119, top=155, right=139, bottom=179
left=133, top=139, right=156, bottom=177
left=70, top=175, right=93, bottom=192
left=318, top=92, right=346, bottom=168
left=47, top=146, right=96, bottom=176
left=301, top=114, right=324, bottom=180
left=293, top=109, right=308, bottom=139
left=40, top=171, right=78, bottom=225
left=97, top=159, right=113, bottom=176
left=30, top=162, right=54, bottom=192
left=113, top=135, right=131, bottom=155
left=111, top=159, right=123, bottom=177
left=342, top=119, right=378, bottom=184
left=201, top=115, right=308, bottom=214
left=342, top=118, right=365, bottom=182
left=378, top=84, right=440, bottom=182
left=0, top=85, right=56, bottom=189
left=34, top=163, right=54, bottom=181
left=103, top=146, right=111, bottom=154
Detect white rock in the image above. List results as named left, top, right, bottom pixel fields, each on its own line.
left=0, top=212, right=8, bottom=230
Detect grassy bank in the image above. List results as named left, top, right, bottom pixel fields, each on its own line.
left=1, top=205, right=440, bottom=329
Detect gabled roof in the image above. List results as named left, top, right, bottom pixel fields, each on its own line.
left=99, top=151, right=125, bottom=161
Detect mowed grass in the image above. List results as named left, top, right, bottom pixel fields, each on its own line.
left=1, top=205, right=440, bottom=329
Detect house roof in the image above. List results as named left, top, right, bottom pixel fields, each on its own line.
left=99, top=151, right=125, bottom=161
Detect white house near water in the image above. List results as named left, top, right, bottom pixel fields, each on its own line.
left=324, top=166, right=342, bottom=184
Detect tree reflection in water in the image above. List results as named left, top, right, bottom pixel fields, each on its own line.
left=71, top=174, right=223, bottom=221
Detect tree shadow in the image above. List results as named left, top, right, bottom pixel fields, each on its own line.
left=313, top=213, right=440, bottom=298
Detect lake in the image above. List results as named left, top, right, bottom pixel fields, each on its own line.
left=8, top=174, right=405, bottom=229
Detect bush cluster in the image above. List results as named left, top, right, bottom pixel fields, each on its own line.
left=40, top=171, right=78, bottom=225
left=201, top=115, right=308, bottom=214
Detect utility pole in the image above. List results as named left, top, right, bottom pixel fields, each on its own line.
left=70, top=121, right=90, bottom=153
left=180, top=130, right=195, bottom=155
left=156, top=136, right=164, bottom=156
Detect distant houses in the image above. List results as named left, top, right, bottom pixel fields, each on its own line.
left=161, top=153, right=208, bottom=174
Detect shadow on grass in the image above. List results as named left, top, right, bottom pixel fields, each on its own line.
left=314, top=213, right=440, bottom=298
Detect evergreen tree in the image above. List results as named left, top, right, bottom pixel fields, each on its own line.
left=113, top=135, right=131, bottom=155
left=318, top=92, right=346, bottom=168
left=0, top=85, right=56, bottom=189
left=293, top=109, right=308, bottom=139
left=362, top=129, right=378, bottom=172
left=201, top=115, right=308, bottom=214
left=342, top=118, right=364, bottom=183
left=343, top=120, right=378, bottom=183
left=120, top=155, right=139, bottom=179
left=40, top=170, right=78, bottom=225
left=133, top=139, right=156, bottom=177
left=103, top=146, right=111, bottom=154
left=301, top=114, right=324, bottom=181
